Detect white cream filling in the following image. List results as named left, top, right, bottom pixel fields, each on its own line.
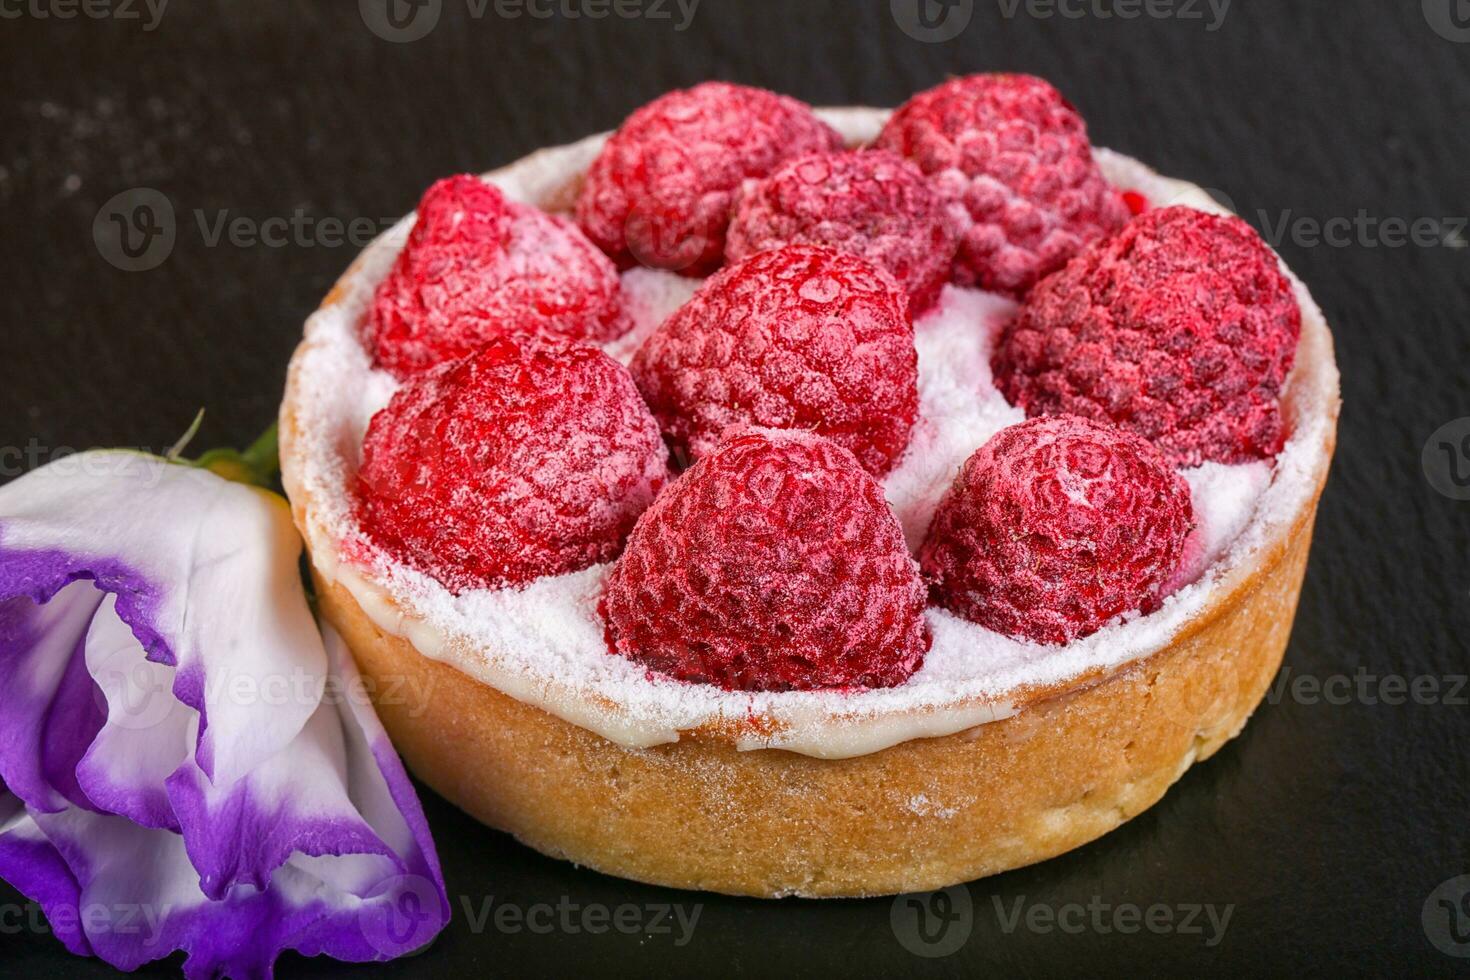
left=282, top=110, right=1337, bottom=759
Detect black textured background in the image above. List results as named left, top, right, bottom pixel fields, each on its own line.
left=3, top=1, right=1469, bottom=976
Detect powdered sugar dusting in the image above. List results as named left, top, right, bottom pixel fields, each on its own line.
left=603, top=266, right=698, bottom=365
left=905, top=794, right=961, bottom=819
left=630, top=244, right=919, bottom=477
left=1184, top=460, right=1273, bottom=570
left=365, top=176, right=626, bottom=377
left=884, top=285, right=1024, bottom=548
left=279, top=111, right=1338, bottom=759
left=355, top=337, right=668, bottom=593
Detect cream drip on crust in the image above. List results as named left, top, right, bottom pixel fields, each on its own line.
left=279, top=109, right=1340, bottom=759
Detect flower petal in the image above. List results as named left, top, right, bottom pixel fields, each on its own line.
left=0, top=452, right=450, bottom=975
left=0, top=452, right=324, bottom=784
left=0, top=586, right=107, bottom=814
left=0, top=791, right=90, bottom=957
left=78, top=593, right=195, bottom=830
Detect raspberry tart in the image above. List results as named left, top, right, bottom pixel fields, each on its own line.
left=280, top=77, right=1340, bottom=898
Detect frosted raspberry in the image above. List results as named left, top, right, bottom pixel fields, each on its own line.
left=726, top=150, right=959, bottom=313
left=602, top=428, right=930, bottom=691
left=920, top=415, right=1194, bottom=645
left=355, top=337, right=668, bottom=593
left=992, top=206, right=1301, bottom=466
left=575, top=82, right=842, bottom=276
left=365, top=175, right=628, bottom=378
left=630, top=244, right=918, bottom=476
left=875, top=73, right=1127, bottom=297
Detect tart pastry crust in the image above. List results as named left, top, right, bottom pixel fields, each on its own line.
left=280, top=108, right=1339, bottom=897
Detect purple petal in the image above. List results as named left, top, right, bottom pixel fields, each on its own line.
left=0, top=586, right=108, bottom=813
left=165, top=689, right=399, bottom=900
left=76, top=595, right=194, bottom=830
left=0, top=453, right=450, bottom=975
left=0, top=791, right=90, bottom=957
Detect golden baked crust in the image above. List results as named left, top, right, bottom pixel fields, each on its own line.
left=279, top=113, right=1340, bottom=897
left=313, top=475, right=1320, bottom=897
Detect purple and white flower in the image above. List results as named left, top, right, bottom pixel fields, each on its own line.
left=0, top=450, right=449, bottom=978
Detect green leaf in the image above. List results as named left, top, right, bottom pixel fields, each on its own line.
left=188, top=422, right=281, bottom=489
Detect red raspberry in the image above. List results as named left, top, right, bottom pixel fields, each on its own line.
left=920, top=415, right=1195, bottom=645
left=992, top=206, right=1301, bottom=466
left=355, top=337, right=668, bottom=593
left=875, top=73, right=1128, bottom=297
left=602, top=428, right=930, bottom=691
left=365, top=175, right=627, bottom=378
left=575, top=82, right=842, bottom=277
left=630, top=244, right=919, bottom=476
left=726, top=150, right=959, bottom=313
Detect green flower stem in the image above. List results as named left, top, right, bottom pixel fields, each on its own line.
left=191, top=422, right=281, bottom=489
left=240, top=423, right=280, bottom=482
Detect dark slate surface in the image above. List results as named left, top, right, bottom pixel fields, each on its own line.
left=2, top=1, right=1468, bottom=976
